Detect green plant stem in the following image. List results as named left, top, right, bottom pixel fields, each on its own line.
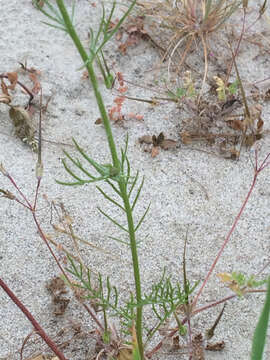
left=55, top=0, right=119, bottom=169
left=54, top=2, right=144, bottom=357
left=119, top=180, right=144, bottom=356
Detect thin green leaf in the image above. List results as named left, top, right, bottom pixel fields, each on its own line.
left=104, top=0, right=116, bottom=34
left=63, top=151, right=96, bottom=180
left=40, top=21, right=67, bottom=32
left=106, top=179, right=121, bottom=196
left=96, top=186, right=125, bottom=211
left=95, top=0, right=136, bottom=55
left=56, top=175, right=107, bottom=186
left=98, top=207, right=129, bottom=233
left=72, top=138, right=107, bottom=176
left=131, top=176, right=144, bottom=211
left=108, top=235, right=130, bottom=246
left=121, top=134, right=129, bottom=167
left=251, top=277, right=270, bottom=360
left=128, top=171, right=139, bottom=198
left=134, top=203, right=151, bottom=232
left=61, top=158, right=85, bottom=182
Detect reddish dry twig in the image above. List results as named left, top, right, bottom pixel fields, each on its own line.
left=0, top=277, right=67, bottom=360
left=192, top=149, right=270, bottom=309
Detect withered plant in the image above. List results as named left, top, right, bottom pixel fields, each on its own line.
left=137, top=0, right=241, bottom=93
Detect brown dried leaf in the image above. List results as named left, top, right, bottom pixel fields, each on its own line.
left=138, top=135, right=153, bottom=144
left=29, top=72, right=41, bottom=94
left=9, top=106, right=35, bottom=144
left=7, top=72, right=18, bottom=90
left=180, top=131, right=192, bottom=144
left=227, top=148, right=240, bottom=160
left=172, top=335, right=180, bottom=350
left=1, top=79, right=9, bottom=95
left=28, top=355, right=43, bottom=360
left=257, top=117, right=264, bottom=132
left=250, top=104, right=262, bottom=122
left=264, top=88, right=270, bottom=100
left=151, top=146, right=159, bottom=158
left=152, top=132, right=164, bottom=146
left=117, top=347, right=132, bottom=360
left=46, top=277, right=69, bottom=316
left=192, top=333, right=205, bottom=360
left=46, top=276, right=66, bottom=295
left=156, top=132, right=165, bottom=145
left=205, top=341, right=225, bottom=351
left=82, top=70, right=89, bottom=79
left=0, top=93, right=12, bottom=104
left=160, top=138, right=178, bottom=150
left=244, top=134, right=256, bottom=147
left=226, top=119, right=245, bottom=131
left=95, top=117, right=102, bottom=125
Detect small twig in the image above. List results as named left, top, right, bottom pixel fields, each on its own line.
left=0, top=277, right=67, bottom=360
left=192, top=150, right=270, bottom=310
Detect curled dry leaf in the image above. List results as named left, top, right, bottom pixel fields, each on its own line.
left=0, top=93, right=12, bottom=104
left=7, top=71, right=18, bottom=90
left=1, top=78, right=9, bottom=95
left=152, top=132, right=164, bottom=146
left=29, top=72, right=41, bottom=94
left=0, top=79, right=12, bottom=103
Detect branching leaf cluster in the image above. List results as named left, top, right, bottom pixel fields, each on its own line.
left=218, top=271, right=267, bottom=297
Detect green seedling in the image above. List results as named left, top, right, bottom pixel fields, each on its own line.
left=218, top=271, right=267, bottom=297
left=214, top=76, right=239, bottom=101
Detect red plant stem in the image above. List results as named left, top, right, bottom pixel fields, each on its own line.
left=6, top=173, right=32, bottom=209
left=0, top=277, right=67, bottom=360
left=146, top=289, right=266, bottom=358
left=32, top=212, right=71, bottom=282
left=83, top=303, right=104, bottom=330
left=192, top=171, right=258, bottom=309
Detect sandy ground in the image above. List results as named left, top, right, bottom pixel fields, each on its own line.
left=0, top=1, right=270, bottom=359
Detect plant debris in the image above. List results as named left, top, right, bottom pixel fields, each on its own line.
left=46, top=276, right=70, bottom=316
left=139, top=132, right=178, bottom=157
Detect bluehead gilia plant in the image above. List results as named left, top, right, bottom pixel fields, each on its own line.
left=33, top=1, right=198, bottom=358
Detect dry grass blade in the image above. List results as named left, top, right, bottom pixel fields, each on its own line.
left=139, top=0, right=240, bottom=94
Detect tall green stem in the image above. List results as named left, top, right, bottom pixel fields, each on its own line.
left=119, top=180, right=143, bottom=356
left=56, top=0, right=119, bottom=168
left=55, top=1, right=144, bottom=357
